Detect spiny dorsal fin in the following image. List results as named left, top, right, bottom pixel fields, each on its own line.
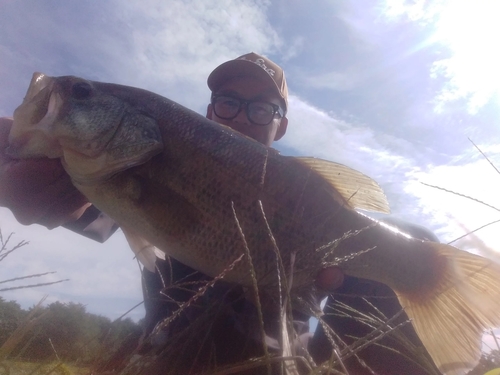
left=295, top=157, right=390, bottom=214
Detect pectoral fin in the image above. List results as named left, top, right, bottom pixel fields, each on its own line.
left=121, top=226, right=158, bottom=272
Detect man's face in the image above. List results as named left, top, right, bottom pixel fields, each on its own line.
left=206, top=76, right=288, bottom=147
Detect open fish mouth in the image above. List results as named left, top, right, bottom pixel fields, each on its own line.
left=7, top=73, right=64, bottom=159
left=24, top=73, right=53, bottom=104
left=7, top=73, right=164, bottom=184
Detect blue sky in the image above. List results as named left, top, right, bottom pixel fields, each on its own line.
left=1, top=0, right=499, bottom=347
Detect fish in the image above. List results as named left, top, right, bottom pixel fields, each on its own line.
left=7, top=72, right=500, bottom=375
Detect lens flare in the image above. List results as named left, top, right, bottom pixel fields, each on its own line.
left=384, top=0, right=500, bottom=113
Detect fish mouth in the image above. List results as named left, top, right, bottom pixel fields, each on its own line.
left=7, top=73, right=64, bottom=159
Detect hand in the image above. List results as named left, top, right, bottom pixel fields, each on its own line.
left=0, top=117, right=90, bottom=229
left=315, top=266, right=344, bottom=291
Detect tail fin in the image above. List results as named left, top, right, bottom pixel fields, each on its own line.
left=396, top=243, right=500, bottom=375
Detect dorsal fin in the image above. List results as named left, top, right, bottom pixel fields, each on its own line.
left=294, top=157, right=391, bottom=214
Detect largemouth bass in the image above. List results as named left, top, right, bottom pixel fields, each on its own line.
left=7, top=73, right=500, bottom=374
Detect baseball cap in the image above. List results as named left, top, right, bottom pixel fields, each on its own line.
left=207, top=52, right=288, bottom=114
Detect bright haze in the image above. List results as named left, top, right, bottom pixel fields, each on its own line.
left=1, top=0, right=499, bottom=340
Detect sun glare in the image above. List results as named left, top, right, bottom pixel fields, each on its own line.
left=384, top=0, right=500, bottom=113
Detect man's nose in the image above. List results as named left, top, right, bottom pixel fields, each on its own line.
left=232, top=105, right=250, bottom=125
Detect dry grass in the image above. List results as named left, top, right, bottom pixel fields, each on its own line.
left=101, top=205, right=442, bottom=375
left=1, top=232, right=499, bottom=375
left=0, top=224, right=487, bottom=375
left=0, top=231, right=68, bottom=293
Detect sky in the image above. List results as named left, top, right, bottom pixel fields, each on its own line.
left=0, top=0, right=499, bottom=349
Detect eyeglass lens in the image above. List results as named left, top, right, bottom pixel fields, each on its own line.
left=212, top=96, right=278, bottom=126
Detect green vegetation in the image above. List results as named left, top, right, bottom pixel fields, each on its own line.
left=0, top=230, right=142, bottom=374
left=0, top=297, right=141, bottom=374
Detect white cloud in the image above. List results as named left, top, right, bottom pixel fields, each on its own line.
left=106, top=0, right=282, bottom=111
left=300, top=69, right=364, bottom=91
left=431, top=0, right=500, bottom=113
left=404, top=146, right=500, bottom=250
left=381, top=0, right=500, bottom=114
left=281, top=95, right=415, bottom=184
left=0, top=208, right=144, bottom=320
left=381, top=0, right=438, bottom=22
left=0, top=0, right=282, bottom=116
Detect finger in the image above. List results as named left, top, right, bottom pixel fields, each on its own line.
left=0, top=117, right=13, bottom=138
left=315, top=266, right=344, bottom=291
left=0, top=117, right=14, bottom=159
left=9, top=172, right=88, bottom=226
left=38, top=192, right=91, bottom=229
left=0, top=150, right=67, bottom=203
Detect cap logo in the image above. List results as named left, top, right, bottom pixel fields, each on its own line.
left=238, top=56, right=276, bottom=77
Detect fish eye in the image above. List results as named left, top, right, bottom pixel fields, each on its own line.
left=72, top=82, right=92, bottom=100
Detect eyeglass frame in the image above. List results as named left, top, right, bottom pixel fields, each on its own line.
left=210, top=94, right=285, bottom=126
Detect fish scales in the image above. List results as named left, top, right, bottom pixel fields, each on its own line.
left=7, top=73, right=500, bottom=374
left=84, top=99, right=352, bottom=287
left=57, top=80, right=355, bottom=286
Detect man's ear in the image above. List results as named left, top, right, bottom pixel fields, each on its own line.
left=274, top=116, right=288, bottom=141
left=206, top=104, right=213, bottom=119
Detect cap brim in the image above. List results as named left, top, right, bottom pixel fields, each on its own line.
left=208, top=60, right=285, bottom=105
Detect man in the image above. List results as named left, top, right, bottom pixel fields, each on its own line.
left=0, top=53, right=437, bottom=374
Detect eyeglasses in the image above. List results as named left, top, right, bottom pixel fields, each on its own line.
left=211, top=94, right=284, bottom=126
